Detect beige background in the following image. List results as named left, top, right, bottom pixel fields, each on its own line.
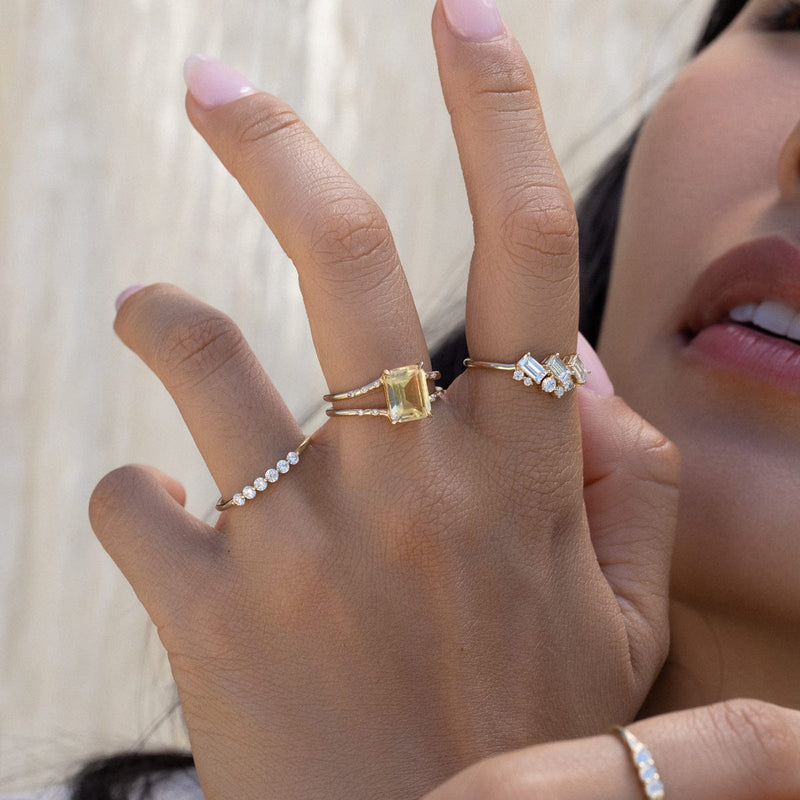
left=0, top=0, right=712, bottom=791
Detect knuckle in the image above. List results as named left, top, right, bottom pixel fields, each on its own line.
left=495, top=187, right=578, bottom=271
left=305, top=193, right=398, bottom=288
left=452, top=43, right=538, bottom=119
left=469, top=67, right=538, bottom=119
left=156, top=311, right=248, bottom=391
left=233, top=99, right=303, bottom=155
left=710, top=699, right=800, bottom=784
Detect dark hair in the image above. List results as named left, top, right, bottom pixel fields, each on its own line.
left=435, top=0, right=749, bottom=385
left=67, top=1, right=749, bottom=798
left=69, top=752, right=196, bottom=800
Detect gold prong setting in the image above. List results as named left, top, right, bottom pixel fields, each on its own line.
left=324, top=363, right=442, bottom=424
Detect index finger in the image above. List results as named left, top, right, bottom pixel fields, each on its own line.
left=432, top=0, right=579, bottom=360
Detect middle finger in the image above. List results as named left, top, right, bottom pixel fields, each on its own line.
left=183, top=56, right=430, bottom=395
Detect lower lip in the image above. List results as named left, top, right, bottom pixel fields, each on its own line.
left=683, top=323, right=800, bottom=395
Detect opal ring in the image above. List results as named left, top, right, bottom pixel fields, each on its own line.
left=324, top=363, right=443, bottom=424
left=216, top=435, right=312, bottom=510
left=609, top=726, right=665, bottom=799
left=464, top=352, right=587, bottom=398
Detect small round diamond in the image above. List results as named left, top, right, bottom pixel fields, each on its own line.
left=287, top=452, right=299, bottom=465
left=555, top=386, right=566, bottom=398
left=357, top=410, right=364, bottom=416
left=232, top=493, right=246, bottom=506
left=542, top=377, right=557, bottom=393
left=277, top=460, right=290, bottom=474
left=254, top=477, right=268, bottom=491
left=513, top=370, right=525, bottom=381
left=266, top=469, right=279, bottom=483
left=523, top=378, right=533, bottom=387
left=371, top=410, right=379, bottom=416
left=243, top=486, right=257, bottom=500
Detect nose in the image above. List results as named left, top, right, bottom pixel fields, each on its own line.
left=777, top=119, right=800, bottom=203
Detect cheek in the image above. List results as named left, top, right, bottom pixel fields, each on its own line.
left=600, top=36, right=794, bottom=380
left=597, top=36, right=800, bottom=620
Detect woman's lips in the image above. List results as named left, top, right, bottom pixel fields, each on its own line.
left=684, top=322, right=800, bottom=393
left=681, top=236, right=800, bottom=394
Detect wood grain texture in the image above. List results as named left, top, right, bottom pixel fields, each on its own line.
left=0, top=0, right=712, bottom=790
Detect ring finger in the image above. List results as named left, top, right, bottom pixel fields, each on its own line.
left=433, top=0, right=580, bottom=362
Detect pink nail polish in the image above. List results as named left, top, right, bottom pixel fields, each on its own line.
left=183, top=54, right=258, bottom=110
left=441, top=0, right=504, bottom=43
left=577, top=332, right=615, bottom=397
left=115, top=284, right=147, bottom=312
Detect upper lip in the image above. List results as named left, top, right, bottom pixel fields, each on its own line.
left=682, top=235, right=800, bottom=336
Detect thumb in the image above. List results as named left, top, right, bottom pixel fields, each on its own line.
left=577, top=335, right=681, bottom=679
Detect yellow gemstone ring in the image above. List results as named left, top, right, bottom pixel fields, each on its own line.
left=324, top=363, right=443, bottom=424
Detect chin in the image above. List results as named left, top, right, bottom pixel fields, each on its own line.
left=613, top=358, right=800, bottom=628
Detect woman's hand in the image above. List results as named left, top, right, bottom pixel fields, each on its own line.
left=425, top=700, right=800, bottom=799
left=90, top=1, right=679, bottom=798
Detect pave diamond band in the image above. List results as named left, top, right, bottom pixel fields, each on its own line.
left=324, top=363, right=443, bottom=424
left=609, top=726, right=666, bottom=799
left=464, top=352, right=587, bottom=398
left=216, top=435, right=312, bottom=511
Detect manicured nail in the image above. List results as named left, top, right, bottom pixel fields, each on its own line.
left=183, top=54, right=258, bottom=110
left=577, top=332, right=615, bottom=397
left=441, top=0, right=504, bottom=43
left=115, top=284, right=147, bottom=312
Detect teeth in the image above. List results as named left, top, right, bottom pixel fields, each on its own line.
left=730, top=300, right=800, bottom=342
left=729, top=303, right=758, bottom=323
left=753, top=301, right=797, bottom=336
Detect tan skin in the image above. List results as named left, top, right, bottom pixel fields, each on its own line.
left=90, top=0, right=800, bottom=797
left=428, top=0, right=800, bottom=795
left=600, top=0, right=800, bottom=716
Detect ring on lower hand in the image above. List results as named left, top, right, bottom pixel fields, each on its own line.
left=609, top=725, right=666, bottom=799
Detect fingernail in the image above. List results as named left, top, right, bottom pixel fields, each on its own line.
left=183, top=54, right=258, bottom=110
left=441, top=0, right=504, bottom=43
left=115, top=284, right=147, bottom=312
left=578, top=332, right=615, bottom=397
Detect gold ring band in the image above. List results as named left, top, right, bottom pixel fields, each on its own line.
left=324, top=363, right=442, bottom=424
left=609, top=726, right=665, bottom=799
left=216, top=435, right=312, bottom=511
left=465, top=352, right=587, bottom=398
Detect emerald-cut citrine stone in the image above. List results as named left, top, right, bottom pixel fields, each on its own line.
left=383, top=365, right=431, bottom=424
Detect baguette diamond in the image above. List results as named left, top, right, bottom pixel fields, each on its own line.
left=465, top=351, right=585, bottom=399
left=517, top=354, right=549, bottom=385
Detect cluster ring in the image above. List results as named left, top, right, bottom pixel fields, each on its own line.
left=464, top=352, right=587, bottom=398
